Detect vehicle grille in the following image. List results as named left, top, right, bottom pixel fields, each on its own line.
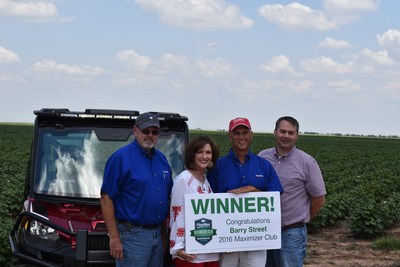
left=87, top=234, right=109, bottom=250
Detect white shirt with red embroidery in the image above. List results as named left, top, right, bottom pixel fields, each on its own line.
left=169, top=169, right=219, bottom=263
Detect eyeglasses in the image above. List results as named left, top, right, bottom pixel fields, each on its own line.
left=140, top=128, right=161, bottom=136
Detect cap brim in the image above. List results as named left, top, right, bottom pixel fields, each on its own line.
left=230, top=123, right=250, bottom=131
left=137, top=122, right=160, bottom=129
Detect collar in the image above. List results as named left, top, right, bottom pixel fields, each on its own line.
left=133, top=139, right=156, bottom=158
left=229, top=148, right=251, bottom=162
left=274, top=146, right=296, bottom=159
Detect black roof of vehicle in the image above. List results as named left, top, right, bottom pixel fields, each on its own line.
left=33, top=108, right=188, bottom=128
left=34, top=108, right=188, bottom=121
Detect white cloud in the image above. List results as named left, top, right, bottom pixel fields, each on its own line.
left=377, top=29, right=400, bottom=46
left=114, top=51, right=233, bottom=87
left=360, top=48, right=396, bottom=66
left=0, top=47, right=20, bottom=63
left=206, top=42, right=220, bottom=52
left=134, top=0, right=253, bottom=30
left=257, top=78, right=313, bottom=94
left=117, top=52, right=193, bottom=80
left=197, top=57, right=232, bottom=77
left=32, top=59, right=104, bottom=76
left=327, top=79, right=361, bottom=92
left=259, top=1, right=379, bottom=31
left=0, top=0, right=74, bottom=22
left=323, top=0, right=379, bottom=13
left=0, top=0, right=56, bottom=19
left=258, top=2, right=337, bottom=31
left=287, top=80, right=313, bottom=93
left=322, top=0, right=379, bottom=26
left=318, top=37, right=352, bottom=49
left=260, top=55, right=294, bottom=73
left=300, top=56, right=352, bottom=73
left=161, top=53, right=191, bottom=71
left=377, top=29, right=400, bottom=57
left=115, top=50, right=152, bottom=71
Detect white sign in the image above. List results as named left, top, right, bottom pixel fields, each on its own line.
left=184, top=192, right=281, bottom=254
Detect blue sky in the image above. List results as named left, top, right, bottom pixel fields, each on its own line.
left=1, top=0, right=400, bottom=136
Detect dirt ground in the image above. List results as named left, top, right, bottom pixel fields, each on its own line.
left=304, top=221, right=400, bottom=267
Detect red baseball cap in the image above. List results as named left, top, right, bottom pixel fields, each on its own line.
left=229, top=117, right=251, bottom=132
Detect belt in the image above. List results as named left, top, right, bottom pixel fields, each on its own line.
left=117, top=220, right=160, bottom=229
left=282, top=222, right=304, bottom=231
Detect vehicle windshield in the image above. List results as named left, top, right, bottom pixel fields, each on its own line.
left=33, top=127, right=185, bottom=198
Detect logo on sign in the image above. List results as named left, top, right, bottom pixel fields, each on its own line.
left=190, top=218, right=217, bottom=245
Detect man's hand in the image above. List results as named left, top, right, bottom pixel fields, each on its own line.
left=109, top=236, right=123, bottom=259
left=228, top=185, right=259, bottom=194
left=100, top=194, right=123, bottom=259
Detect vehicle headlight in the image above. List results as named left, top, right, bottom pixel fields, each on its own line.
left=28, top=220, right=59, bottom=241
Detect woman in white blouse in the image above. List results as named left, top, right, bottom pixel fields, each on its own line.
left=169, top=135, right=220, bottom=267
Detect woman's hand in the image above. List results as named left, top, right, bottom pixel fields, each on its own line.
left=177, top=249, right=197, bottom=262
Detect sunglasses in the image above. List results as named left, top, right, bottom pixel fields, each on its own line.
left=140, top=128, right=161, bottom=136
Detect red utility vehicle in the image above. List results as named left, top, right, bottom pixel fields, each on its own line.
left=9, top=108, right=188, bottom=266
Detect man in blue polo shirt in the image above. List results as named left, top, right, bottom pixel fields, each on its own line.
left=208, top=117, right=283, bottom=267
left=100, top=112, right=172, bottom=267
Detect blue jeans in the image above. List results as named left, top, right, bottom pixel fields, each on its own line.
left=266, top=225, right=307, bottom=267
left=116, top=223, right=163, bottom=267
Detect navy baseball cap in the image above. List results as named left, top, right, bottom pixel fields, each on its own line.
left=135, top=113, right=160, bottom=129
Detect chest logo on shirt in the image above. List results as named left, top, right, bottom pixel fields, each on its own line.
left=190, top=218, right=217, bottom=245
left=255, top=174, right=264, bottom=178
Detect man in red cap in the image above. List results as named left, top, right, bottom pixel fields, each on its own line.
left=208, top=117, right=283, bottom=267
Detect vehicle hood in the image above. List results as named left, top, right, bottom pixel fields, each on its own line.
left=31, top=200, right=106, bottom=232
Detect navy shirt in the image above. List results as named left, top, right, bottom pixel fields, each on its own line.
left=101, top=140, right=172, bottom=226
left=208, top=149, right=283, bottom=194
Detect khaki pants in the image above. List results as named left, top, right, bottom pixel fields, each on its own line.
left=220, top=250, right=267, bottom=267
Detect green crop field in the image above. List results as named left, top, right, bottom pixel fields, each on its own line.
left=1, top=124, right=400, bottom=266
left=191, top=130, right=400, bottom=237
left=0, top=124, right=33, bottom=265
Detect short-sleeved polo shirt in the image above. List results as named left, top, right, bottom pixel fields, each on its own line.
left=258, top=146, right=326, bottom=225
left=208, top=149, right=283, bottom=194
left=101, top=140, right=172, bottom=226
